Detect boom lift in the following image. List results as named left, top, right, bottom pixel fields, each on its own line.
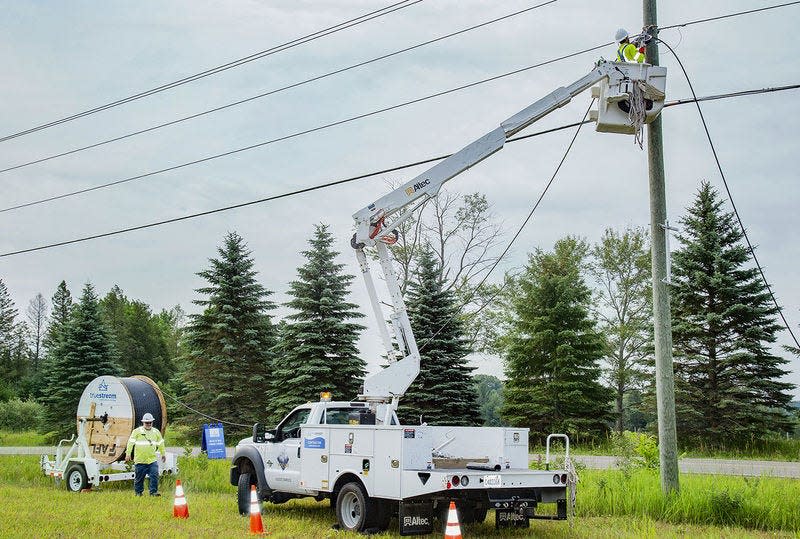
left=352, top=59, right=666, bottom=416
left=231, top=58, right=666, bottom=534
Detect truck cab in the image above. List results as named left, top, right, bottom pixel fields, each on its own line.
left=230, top=397, right=398, bottom=510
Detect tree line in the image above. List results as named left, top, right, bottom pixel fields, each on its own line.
left=0, top=182, right=796, bottom=447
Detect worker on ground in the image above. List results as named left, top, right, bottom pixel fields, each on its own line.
left=125, top=412, right=166, bottom=497
left=615, top=28, right=645, bottom=63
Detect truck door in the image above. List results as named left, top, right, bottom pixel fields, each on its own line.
left=263, top=407, right=310, bottom=495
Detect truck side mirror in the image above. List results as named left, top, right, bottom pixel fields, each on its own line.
left=253, top=423, right=273, bottom=443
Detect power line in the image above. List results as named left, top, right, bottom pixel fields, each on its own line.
left=0, top=0, right=421, bottom=144
left=0, top=42, right=610, bottom=215
left=0, top=83, right=794, bottom=259
left=417, top=99, right=596, bottom=354
left=660, top=0, right=800, bottom=30
left=658, top=37, right=800, bottom=349
left=162, top=391, right=251, bottom=428
left=0, top=0, right=559, bottom=175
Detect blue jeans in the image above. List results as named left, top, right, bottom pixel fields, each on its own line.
left=134, top=461, right=159, bottom=495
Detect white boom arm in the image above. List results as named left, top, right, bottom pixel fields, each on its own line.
left=353, top=61, right=665, bottom=410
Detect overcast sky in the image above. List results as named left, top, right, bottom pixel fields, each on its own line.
left=1, top=0, right=798, bottom=398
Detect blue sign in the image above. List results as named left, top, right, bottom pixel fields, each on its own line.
left=201, top=423, right=226, bottom=459
left=303, top=436, right=325, bottom=449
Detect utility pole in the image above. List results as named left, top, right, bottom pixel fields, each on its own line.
left=644, top=0, right=680, bottom=494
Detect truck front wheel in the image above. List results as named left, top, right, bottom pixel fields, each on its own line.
left=237, top=472, right=257, bottom=516
left=65, top=463, right=88, bottom=492
left=336, top=481, right=378, bottom=532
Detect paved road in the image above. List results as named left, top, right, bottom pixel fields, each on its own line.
left=0, top=446, right=236, bottom=458
left=3, top=447, right=798, bottom=477
left=528, top=454, right=800, bottom=478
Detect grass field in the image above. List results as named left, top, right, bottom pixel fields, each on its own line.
left=1, top=455, right=797, bottom=537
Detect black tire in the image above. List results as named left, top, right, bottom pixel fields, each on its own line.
left=237, top=472, right=257, bottom=516
left=65, top=463, right=88, bottom=492
left=335, top=481, right=379, bottom=532
left=459, top=503, right=487, bottom=524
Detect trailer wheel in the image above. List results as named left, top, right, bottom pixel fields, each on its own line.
left=65, top=464, right=88, bottom=492
left=336, top=481, right=378, bottom=532
left=237, top=472, right=257, bottom=516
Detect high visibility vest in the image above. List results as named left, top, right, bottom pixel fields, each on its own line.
left=617, top=42, right=645, bottom=63
left=126, top=426, right=166, bottom=464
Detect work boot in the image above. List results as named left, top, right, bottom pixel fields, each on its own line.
left=150, top=492, right=161, bottom=497
left=135, top=493, right=143, bottom=497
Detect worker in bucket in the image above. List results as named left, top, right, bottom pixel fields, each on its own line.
left=615, top=28, right=645, bottom=63
left=125, top=412, right=166, bottom=497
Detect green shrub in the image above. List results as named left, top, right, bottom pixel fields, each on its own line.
left=0, top=399, right=44, bottom=431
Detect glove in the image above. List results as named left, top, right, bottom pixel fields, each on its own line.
left=639, top=47, right=646, bottom=54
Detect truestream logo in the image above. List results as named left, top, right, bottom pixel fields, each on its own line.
left=405, top=178, right=430, bottom=196
left=89, top=380, right=117, bottom=401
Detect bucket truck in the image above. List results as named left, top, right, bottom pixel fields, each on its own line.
left=230, top=59, right=666, bottom=534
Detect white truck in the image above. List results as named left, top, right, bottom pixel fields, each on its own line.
left=231, top=57, right=666, bottom=534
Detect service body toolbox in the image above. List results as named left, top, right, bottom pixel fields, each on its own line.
left=231, top=400, right=572, bottom=535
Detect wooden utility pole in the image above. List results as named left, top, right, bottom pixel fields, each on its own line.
left=644, top=0, right=680, bottom=494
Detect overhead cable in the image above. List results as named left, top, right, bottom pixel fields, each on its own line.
left=660, top=0, right=800, bottom=30
left=659, top=37, right=800, bottom=348
left=417, top=99, right=596, bottom=353
left=0, top=0, right=421, bottom=144
left=0, top=42, right=610, bottom=214
left=0, top=0, right=559, bottom=175
left=0, top=83, right=795, bottom=259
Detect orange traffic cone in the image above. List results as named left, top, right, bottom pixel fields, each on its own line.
left=444, top=501, right=462, bottom=539
left=173, top=479, right=189, bottom=519
left=249, top=485, right=269, bottom=535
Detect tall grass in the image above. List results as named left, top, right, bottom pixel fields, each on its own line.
left=0, top=430, right=53, bottom=446
left=578, top=469, right=800, bottom=532
left=1, top=455, right=796, bottom=537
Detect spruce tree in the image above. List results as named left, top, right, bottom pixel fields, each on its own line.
left=43, top=281, right=73, bottom=354
left=268, top=224, right=366, bottom=420
left=671, top=182, right=795, bottom=445
left=42, top=283, right=121, bottom=435
left=0, top=279, right=30, bottom=394
left=501, top=237, right=613, bottom=440
left=398, top=247, right=480, bottom=426
left=184, top=232, right=277, bottom=431
left=32, top=281, right=74, bottom=400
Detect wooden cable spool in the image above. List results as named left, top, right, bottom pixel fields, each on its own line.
left=76, top=375, right=168, bottom=465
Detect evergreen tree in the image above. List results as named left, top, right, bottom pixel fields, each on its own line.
left=398, top=247, right=480, bottom=426
left=671, top=182, right=795, bottom=445
left=31, top=281, right=74, bottom=400
left=0, top=280, right=30, bottom=395
left=99, top=286, right=173, bottom=382
left=268, top=224, right=366, bottom=420
left=42, top=283, right=121, bottom=435
left=43, top=281, right=73, bottom=354
left=501, top=237, right=613, bottom=440
left=183, top=232, right=277, bottom=431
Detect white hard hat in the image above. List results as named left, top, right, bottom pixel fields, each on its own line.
left=141, top=412, right=155, bottom=423
left=615, top=28, right=629, bottom=43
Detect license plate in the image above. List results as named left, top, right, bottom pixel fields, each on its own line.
left=483, top=474, right=501, bottom=487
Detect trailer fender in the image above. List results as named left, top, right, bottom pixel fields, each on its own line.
left=231, top=447, right=270, bottom=496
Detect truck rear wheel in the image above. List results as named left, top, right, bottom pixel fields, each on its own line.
left=336, top=481, right=378, bottom=532
left=65, top=463, right=88, bottom=492
left=237, top=472, right=256, bottom=516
